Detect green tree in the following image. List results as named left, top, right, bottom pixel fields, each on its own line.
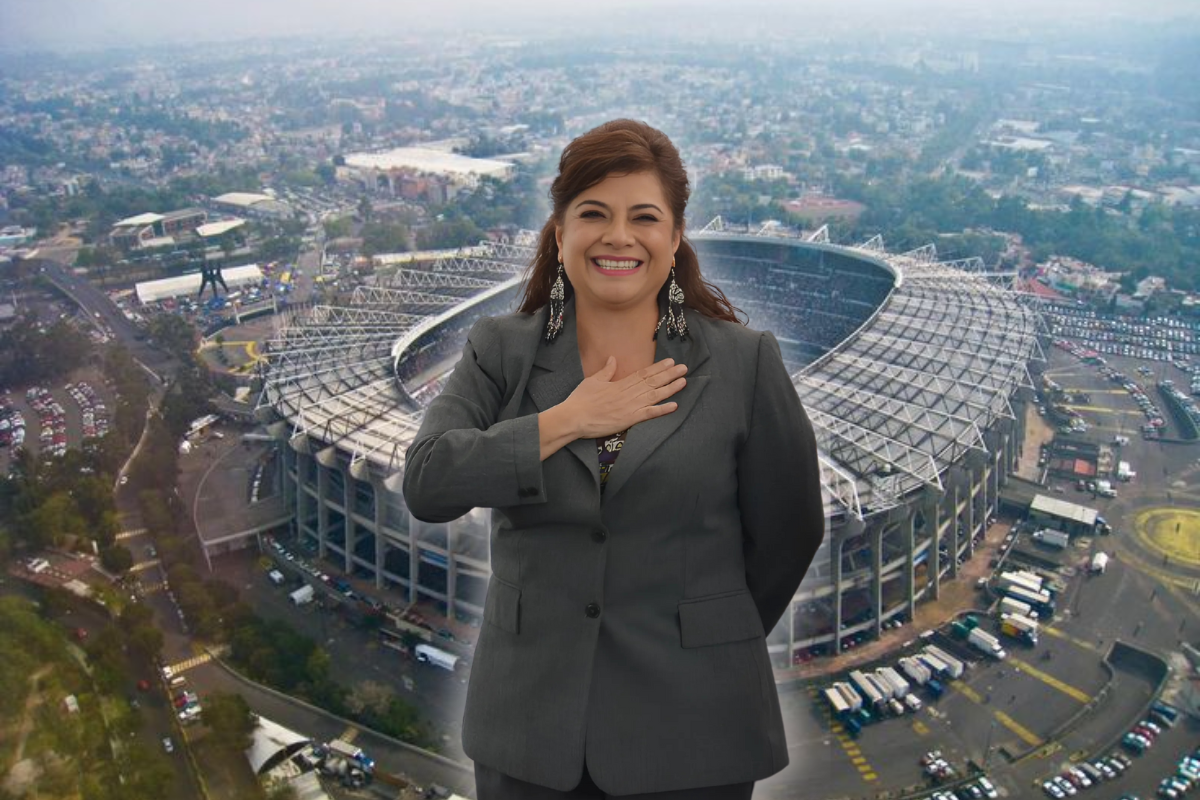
left=22, top=491, right=87, bottom=547
left=359, top=221, right=410, bottom=256
left=322, top=216, right=353, bottom=240
left=203, top=692, right=257, bottom=752
left=357, top=196, right=373, bottom=223
left=99, top=544, right=133, bottom=573
left=147, top=314, right=198, bottom=360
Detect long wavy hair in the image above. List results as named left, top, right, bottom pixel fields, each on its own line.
left=516, top=118, right=744, bottom=326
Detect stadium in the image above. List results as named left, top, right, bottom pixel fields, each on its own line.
left=254, top=220, right=1043, bottom=666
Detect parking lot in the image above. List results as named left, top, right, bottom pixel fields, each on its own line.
left=757, top=337, right=1200, bottom=800
left=1, top=368, right=115, bottom=473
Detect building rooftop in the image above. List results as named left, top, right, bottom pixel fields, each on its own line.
left=213, top=192, right=274, bottom=206
left=114, top=212, right=164, bottom=228
left=344, top=146, right=513, bottom=178
left=196, top=219, right=246, bottom=237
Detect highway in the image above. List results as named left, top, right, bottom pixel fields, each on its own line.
left=37, top=260, right=179, bottom=384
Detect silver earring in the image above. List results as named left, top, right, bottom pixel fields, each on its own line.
left=546, top=260, right=566, bottom=342
left=654, top=260, right=688, bottom=341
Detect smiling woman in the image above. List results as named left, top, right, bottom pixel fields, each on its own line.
left=553, top=170, right=681, bottom=379
left=403, top=118, right=826, bottom=799
left=519, top=119, right=743, bottom=383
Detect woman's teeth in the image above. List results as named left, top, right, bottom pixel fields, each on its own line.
left=594, top=259, right=641, bottom=270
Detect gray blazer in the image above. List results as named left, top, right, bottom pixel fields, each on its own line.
left=402, top=293, right=825, bottom=794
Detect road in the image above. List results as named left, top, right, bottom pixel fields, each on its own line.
left=38, top=260, right=179, bottom=384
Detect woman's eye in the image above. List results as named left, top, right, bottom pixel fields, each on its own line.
left=580, top=210, right=658, bottom=221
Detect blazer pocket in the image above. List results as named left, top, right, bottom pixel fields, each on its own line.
left=483, top=574, right=521, bottom=634
left=677, top=588, right=765, bottom=648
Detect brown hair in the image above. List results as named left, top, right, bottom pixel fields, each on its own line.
left=516, top=118, right=744, bottom=325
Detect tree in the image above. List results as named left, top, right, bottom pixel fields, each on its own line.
left=345, top=680, right=393, bottom=716
left=203, top=692, right=256, bottom=752
left=356, top=196, right=373, bottom=223
left=147, top=315, right=198, bottom=360
left=99, top=544, right=133, bottom=573
left=360, top=221, right=410, bottom=256
left=22, top=491, right=86, bottom=547
left=323, top=216, right=353, bottom=240
left=85, top=626, right=127, bottom=693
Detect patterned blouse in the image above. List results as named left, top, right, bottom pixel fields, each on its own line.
left=596, top=428, right=629, bottom=494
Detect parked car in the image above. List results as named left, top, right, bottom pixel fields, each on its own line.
left=1043, top=779, right=1065, bottom=799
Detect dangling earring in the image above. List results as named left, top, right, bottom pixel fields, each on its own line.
left=654, top=258, right=689, bottom=341
left=545, top=259, right=566, bottom=342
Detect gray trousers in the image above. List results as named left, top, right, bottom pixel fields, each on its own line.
left=474, top=759, right=756, bottom=799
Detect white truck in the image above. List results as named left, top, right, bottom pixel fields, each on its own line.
left=1116, top=461, right=1136, bottom=481
left=1032, top=529, right=1070, bottom=549
left=415, top=644, right=460, bottom=672
left=865, top=672, right=894, bottom=701
left=876, top=666, right=910, bottom=698
left=967, top=627, right=1007, bottom=660
left=997, top=570, right=1044, bottom=596
left=289, top=584, right=315, bottom=606
left=999, top=612, right=1039, bottom=645
left=918, top=651, right=951, bottom=680
left=1011, top=568, right=1047, bottom=585
left=848, top=669, right=886, bottom=711
left=824, top=686, right=852, bottom=715
left=328, top=738, right=375, bottom=771
left=833, top=681, right=863, bottom=712
left=898, top=656, right=931, bottom=686
left=923, top=645, right=965, bottom=678
left=1090, top=551, right=1110, bottom=574
left=999, top=596, right=1038, bottom=620
left=1096, top=479, right=1117, bottom=498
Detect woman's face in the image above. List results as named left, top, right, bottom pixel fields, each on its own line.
left=555, top=170, right=681, bottom=317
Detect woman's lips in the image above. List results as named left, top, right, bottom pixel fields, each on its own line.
left=592, top=257, right=643, bottom=275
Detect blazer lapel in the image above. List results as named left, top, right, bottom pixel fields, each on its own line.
left=525, top=293, right=711, bottom=505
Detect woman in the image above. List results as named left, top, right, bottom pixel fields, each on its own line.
left=402, top=119, right=826, bottom=798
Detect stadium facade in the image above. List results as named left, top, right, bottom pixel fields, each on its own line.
left=255, top=222, right=1043, bottom=665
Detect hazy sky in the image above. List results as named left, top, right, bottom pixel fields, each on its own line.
left=2, top=0, right=1198, bottom=53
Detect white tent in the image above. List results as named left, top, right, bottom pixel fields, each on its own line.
left=245, top=716, right=310, bottom=775
left=135, top=264, right=264, bottom=305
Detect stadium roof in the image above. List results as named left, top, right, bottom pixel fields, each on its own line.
left=343, top=147, right=513, bottom=179
left=257, top=224, right=1042, bottom=519
left=135, top=264, right=263, bottom=305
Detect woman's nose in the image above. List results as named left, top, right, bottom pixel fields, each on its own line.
left=602, top=217, right=634, bottom=246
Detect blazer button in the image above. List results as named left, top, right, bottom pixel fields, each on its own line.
left=523, top=487, right=539, bottom=497
left=585, top=602, right=601, bottom=618
left=591, top=529, right=607, bottom=543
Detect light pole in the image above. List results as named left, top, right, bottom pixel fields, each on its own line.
left=982, top=718, right=997, bottom=770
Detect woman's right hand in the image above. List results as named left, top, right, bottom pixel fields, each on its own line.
left=561, top=356, right=689, bottom=440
